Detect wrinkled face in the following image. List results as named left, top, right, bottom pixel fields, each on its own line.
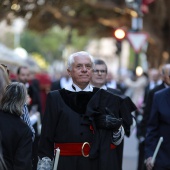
left=18, top=68, right=30, bottom=84
left=91, top=64, right=107, bottom=87
left=67, top=55, right=93, bottom=89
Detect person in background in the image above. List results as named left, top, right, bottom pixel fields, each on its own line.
left=17, top=66, right=42, bottom=114
left=106, top=71, right=127, bottom=94
left=0, top=82, right=32, bottom=170
left=90, top=59, right=135, bottom=170
left=51, top=71, right=72, bottom=91
left=17, top=66, right=42, bottom=170
left=145, top=85, right=170, bottom=170
left=0, top=64, right=9, bottom=170
left=143, top=68, right=161, bottom=104
left=0, top=64, right=35, bottom=139
left=137, top=64, right=170, bottom=170
left=37, top=51, right=136, bottom=170
left=0, top=64, right=10, bottom=101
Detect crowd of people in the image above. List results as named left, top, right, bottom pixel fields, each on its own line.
left=0, top=51, right=170, bottom=170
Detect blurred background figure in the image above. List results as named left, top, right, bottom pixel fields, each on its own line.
left=16, top=66, right=42, bottom=170
left=106, top=71, right=127, bottom=94
left=51, top=70, right=72, bottom=91
left=35, top=72, right=51, bottom=115
left=16, top=66, right=42, bottom=114
left=0, top=82, right=32, bottom=170
left=0, top=64, right=10, bottom=170
left=124, top=70, right=148, bottom=108
left=0, top=64, right=10, bottom=101
left=143, top=68, right=161, bottom=105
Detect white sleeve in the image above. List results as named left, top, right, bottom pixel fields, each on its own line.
left=30, top=114, right=38, bottom=125
left=112, top=126, right=125, bottom=145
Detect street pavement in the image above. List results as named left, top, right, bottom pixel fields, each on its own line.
left=123, top=128, right=139, bottom=170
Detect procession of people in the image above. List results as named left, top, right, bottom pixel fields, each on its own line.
left=0, top=51, right=170, bottom=170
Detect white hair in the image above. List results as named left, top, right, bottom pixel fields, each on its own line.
left=67, top=51, right=94, bottom=70
left=162, top=64, right=170, bottom=75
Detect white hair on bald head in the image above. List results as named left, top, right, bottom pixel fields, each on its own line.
left=162, top=63, right=170, bottom=75
left=67, top=51, right=94, bottom=70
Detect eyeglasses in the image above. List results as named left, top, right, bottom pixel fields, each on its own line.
left=93, top=69, right=107, bottom=74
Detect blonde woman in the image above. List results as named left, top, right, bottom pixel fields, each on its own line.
left=0, top=82, right=32, bottom=169
left=0, top=64, right=10, bottom=101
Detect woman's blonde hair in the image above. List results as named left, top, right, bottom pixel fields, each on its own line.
left=0, top=82, right=27, bottom=116
left=0, top=64, right=11, bottom=101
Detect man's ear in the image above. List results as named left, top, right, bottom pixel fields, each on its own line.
left=67, top=69, right=71, bottom=77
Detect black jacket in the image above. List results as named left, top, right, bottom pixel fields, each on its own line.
left=0, top=111, right=32, bottom=170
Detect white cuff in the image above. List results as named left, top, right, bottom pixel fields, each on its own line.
left=112, top=126, right=125, bottom=145
left=37, top=157, right=54, bottom=170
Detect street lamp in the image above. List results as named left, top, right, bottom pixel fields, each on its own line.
left=12, top=18, right=26, bottom=48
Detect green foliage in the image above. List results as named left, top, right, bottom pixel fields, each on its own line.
left=20, top=26, right=89, bottom=63
left=128, top=47, right=135, bottom=70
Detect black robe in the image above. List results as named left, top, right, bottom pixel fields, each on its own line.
left=38, top=88, right=136, bottom=170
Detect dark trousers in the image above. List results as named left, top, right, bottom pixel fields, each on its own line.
left=137, top=141, right=146, bottom=170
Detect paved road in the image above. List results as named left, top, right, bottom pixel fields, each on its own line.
left=122, top=128, right=139, bottom=170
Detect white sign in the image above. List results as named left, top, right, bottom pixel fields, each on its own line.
left=127, top=32, right=148, bottom=53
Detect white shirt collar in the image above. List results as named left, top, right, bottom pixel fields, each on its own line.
left=100, top=85, right=107, bottom=90
left=90, top=84, right=107, bottom=90
left=60, top=77, right=72, bottom=88
left=65, top=83, right=93, bottom=92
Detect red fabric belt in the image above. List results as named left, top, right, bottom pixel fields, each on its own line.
left=54, top=142, right=116, bottom=157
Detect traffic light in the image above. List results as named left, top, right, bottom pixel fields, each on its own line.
left=113, top=28, right=126, bottom=55
left=114, top=28, right=126, bottom=41
left=116, top=41, right=122, bottom=55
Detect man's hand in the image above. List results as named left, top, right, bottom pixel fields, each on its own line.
left=94, top=107, right=122, bottom=131
left=146, top=157, right=154, bottom=170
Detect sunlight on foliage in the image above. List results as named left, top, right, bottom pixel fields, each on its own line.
left=31, top=52, right=49, bottom=70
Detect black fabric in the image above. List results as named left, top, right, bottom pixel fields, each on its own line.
left=107, top=88, right=135, bottom=137
left=0, top=111, right=32, bottom=170
left=107, top=88, right=128, bottom=170
left=38, top=88, right=136, bottom=170
left=50, top=80, right=62, bottom=91
left=140, top=83, right=165, bottom=137
left=27, top=85, right=42, bottom=114
left=94, top=108, right=122, bottom=131
left=59, top=87, right=99, bottom=114
left=137, top=83, right=165, bottom=170
left=85, top=89, right=136, bottom=161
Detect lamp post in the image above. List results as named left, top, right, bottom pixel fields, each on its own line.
left=12, top=18, right=26, bottom=48
left=114, top=28, right=126, bottom=76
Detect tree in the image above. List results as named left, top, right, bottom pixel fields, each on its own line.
left=20, top=26, right=89, bottom=63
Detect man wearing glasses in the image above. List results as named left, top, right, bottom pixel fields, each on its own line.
left=91, top=59, right=135, bottom=170
left=91, top=59, right=120, bottom=92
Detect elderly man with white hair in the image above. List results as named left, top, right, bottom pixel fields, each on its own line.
left=37, top=51, right=136, bottom=170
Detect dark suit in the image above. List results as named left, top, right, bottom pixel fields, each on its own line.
left=27, top=85, right=42, bottom=114
left=145, top=87, right=170, bottom=169
left=137, top=83, right=166, bottom=170
left=0, top=110, right=32, bottom=170
left=141, top=83, right=166, bottom=136
left=50, top=80, right=62, bottom=91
